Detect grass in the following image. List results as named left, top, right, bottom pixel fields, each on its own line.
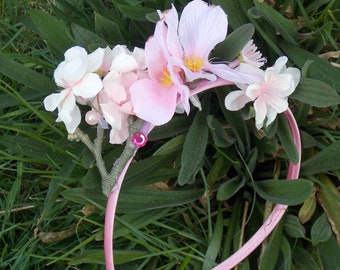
left=1, top=0, right=340, bottom=269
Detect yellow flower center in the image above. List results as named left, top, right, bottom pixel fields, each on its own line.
left=160, top=70, right=173, bottom=86
left=183, top=55, right=204, bottom=72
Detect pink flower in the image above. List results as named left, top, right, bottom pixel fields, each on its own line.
left=98, top=45, right=146, bottom=144
left=163, top=0, right=251, bottom=84
left=130, top=32, right=187, bottom=126
left=224, top=56, right=300, bottom=129
left=130, top=0, right=257, bottom=126
left=43, top=46, right=103, bottom=133
left=239, top=39, right=267, bottom=68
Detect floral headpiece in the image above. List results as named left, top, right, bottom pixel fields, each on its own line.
left=44, top=1, right=303, bottom=269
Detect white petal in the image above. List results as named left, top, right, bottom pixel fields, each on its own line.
left=43, top=90, right=69, bottom=111
left=110, top=54, right=139, bottom=73
left=64, top=46, right=87, bottom=62
left=254, top=98, right=267, bottom=130
left=285, top=67, right=301, bottom=88
left=132, top=47, right=146, bottom=70
left=273, top=56, right=288, bottom=73
left=72, top=73, right=103, bottom=98
left=87, top=47, right=105, bottom=72
left=58, top=94, right=81, bottom=133
left=265, top=105, right=278, bottom=127
left=224, top=90, right=251, bottom=111
left=61, top=58, right=87, bottom=85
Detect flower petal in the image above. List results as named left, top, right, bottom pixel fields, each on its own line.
left=208, top=63, right=262, bottom=84
left=130, top=79, right=178, bottom=125
left=110, top=54, right=139, bottom=73
left=179, top=0, right=227, bottom=59
left=254, top=97, right=267, bottom=129
left=72, top=73, right=103, bottom=98
left=225, top=90, right=252, bottom=111
left=43, top=90, right=69, bottom=111
left=58, top=94, right=81, bottom=133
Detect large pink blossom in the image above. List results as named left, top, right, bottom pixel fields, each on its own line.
left=130, top=31, right=188, bottom=126
left=130, top=0, right=257, bottom=126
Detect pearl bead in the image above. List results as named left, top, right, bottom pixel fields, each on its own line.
left=131, top=132, right=147, bottom=147
left=85, top=110, right=99, bottom=125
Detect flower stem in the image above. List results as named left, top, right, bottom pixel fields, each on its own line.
left=212, top=108, right=301, bottom=270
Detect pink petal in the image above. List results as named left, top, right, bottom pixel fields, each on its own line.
left=162, top=5, right=183, bottom=59
left=208, top=63, right=261, bottom=85
left=100, top=102, right=123, bottom=130
left=224, top=90, right=252, bottom=111
left=145, top=36, right=168, bottom=81
left=130, top=79, right=178, bottom=125
left=72, top=73, right=103, bottom=98
left=179, top=0, right=227, bottom=59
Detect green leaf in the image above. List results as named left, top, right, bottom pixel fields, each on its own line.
left=284, top=214, right=306, bottom=239
left=301, top=140, right=340, bottom=175
left=254, top=1, right=297, bottom=44
left=30, top=9, right=74, bottom=54
left=316, top=174, right=340, bottom=245
left=212, top=0, right=251, bottom=29
left=293, top=247, right=319, bottom=270
left=118, top=4, right=155, bottom=21
left=94, top=12, right=125, bottom=45
left=207, top=115, right=233, bottom=148
left=317, top=235, right=340, bottom=270
left=61, top=187, right=203, bottom=213
left=202, top=205, right=223, bottom=270
left=71, top=23, right=109, bottom=49
left=153, top=134, right=185, bottom=156
left=213, top=23, right=255, bottom=61
left=276, top=114, right=299, bottom=164
left=69, top=249, right=105, bottom=265
left=178, top=102, right=209, bottom=185
left=217, top=175, right=246, bottom=201
left=0, top=135, right=67, bottom=164
left=311, top=213, right=332, bottom=246
left=0, top=54, right=55, bottom=93
left=291, top=77, right=340, bottom=107
left=280, top=42, right=340, bottom=92
left=114, top=208, right=170, bottom=239
left=298, top=193, right=317, bottom=224
left=123, top=154, right=177, bottom=189
left=279, top=236, right=292, bottom=270
left=259, top=219, right=284, bottom=270
left=254, top=179, right=313, bottom=205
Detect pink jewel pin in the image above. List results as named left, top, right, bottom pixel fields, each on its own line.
left=131, top=132, right=147, bottom=147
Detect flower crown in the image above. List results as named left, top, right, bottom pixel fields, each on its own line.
left=44, top=1, right=303, bottom=269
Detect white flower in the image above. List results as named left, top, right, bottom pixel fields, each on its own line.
left=225, top=56, right=300, bottom=129
left=43, top=46, right=103, bottom=133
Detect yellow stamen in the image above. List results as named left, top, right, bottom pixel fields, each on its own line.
left=160, top=70, right=173, bottom=86
left=183, top=55, right=204, bottom=72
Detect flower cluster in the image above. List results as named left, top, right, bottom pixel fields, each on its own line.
left=44, top=0, right=300, bottom=140
left=44, top=45, right=146, bottom=144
